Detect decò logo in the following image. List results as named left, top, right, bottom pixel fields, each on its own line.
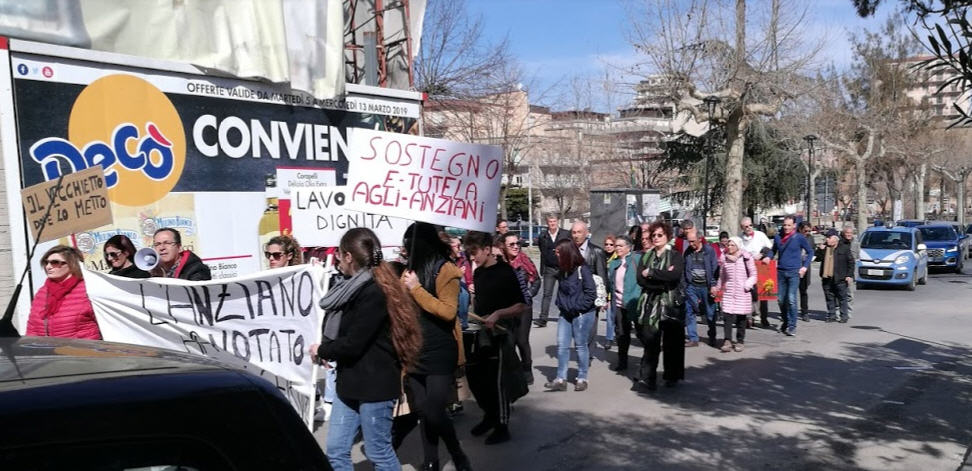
left=29, top=74, right=186, bottom=207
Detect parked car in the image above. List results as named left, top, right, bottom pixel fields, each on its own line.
left=855, top=226, right=928, bottom=291
left=967, top=223, right=972, bottom=257
left=0, top=336, right=332, bottom=471
left=917, top=223, right=965, bottom=273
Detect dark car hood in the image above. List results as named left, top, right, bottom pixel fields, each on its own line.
left=923, top=240, right=959, bottom=249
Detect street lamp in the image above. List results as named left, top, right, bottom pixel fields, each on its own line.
left=702, top=96, right=721, bottom=237
left=804, top=134, right=817, bottom=225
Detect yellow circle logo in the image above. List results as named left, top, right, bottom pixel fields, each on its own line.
left=66, top=74, right=186, bottom=206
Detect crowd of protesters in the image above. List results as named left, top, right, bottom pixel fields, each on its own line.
left=20, top=212, right=864, bottom=471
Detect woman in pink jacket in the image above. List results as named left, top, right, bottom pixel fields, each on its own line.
left=26, top=245, right=101, bottom=339
left=716, top=237, right=756, bottom=352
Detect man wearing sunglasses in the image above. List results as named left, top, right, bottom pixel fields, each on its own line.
left=151, top=227, right=212, bottom=281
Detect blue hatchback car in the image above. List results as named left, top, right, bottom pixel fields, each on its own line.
left=856, top=226, right=929, bottom=290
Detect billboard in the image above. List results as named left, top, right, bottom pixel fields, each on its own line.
left=3, top=41, right=421, bottom=329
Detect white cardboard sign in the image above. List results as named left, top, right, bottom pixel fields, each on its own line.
left=345, top=129, right=503, bottom=232
left=292, top=187, right=411, bottom=247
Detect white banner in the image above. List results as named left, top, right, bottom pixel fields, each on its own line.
left=345, top=128, right=503, bottom=232
left=292, top=187, right=411, bottom=247
left=85, top=265, right=326, bottom=426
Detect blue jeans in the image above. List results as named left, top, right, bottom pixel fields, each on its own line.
left=684, top=284, right=715, bottom=342
left=557, top=310, right=594, bottom=381
left=605, top=303, right=616, bottom=342
left=777, top=270, right=801, bottom=332
left=324, top=362, right=336, bottom=403
left=326, top=396, right=400, bottom=471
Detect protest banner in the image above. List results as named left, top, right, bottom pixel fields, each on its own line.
left=20, top=166, right=112, bottom=243
left=756, top=260, right=779, bottom=301
left=292, top=187, right=410, bottom=247
left=2, top=43, right=420, bottom=331
left=85, top=265, right=327, bottom=426
left=345, top=128, right=503, bottom=232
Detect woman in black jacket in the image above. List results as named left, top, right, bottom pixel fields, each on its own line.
left=310, top=228, right=422, bottom=471
left=397, top=223, right=471, bottom=471
left=635, top=221, right=685, bottom=392
left=544, top=239, right=597, bottom=392
left=103, top=235, right=150, bottom=278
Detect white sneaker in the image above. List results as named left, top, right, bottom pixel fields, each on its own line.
left=314, top=402, right=333, bottom=422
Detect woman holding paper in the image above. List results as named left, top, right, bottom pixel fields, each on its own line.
left=309, top=228, right=422, bottom=471
left=27, top=245, right=101, bottom=339
left=398, top=222, right=472, bottom=471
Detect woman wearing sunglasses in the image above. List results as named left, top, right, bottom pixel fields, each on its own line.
left=26, top=245, right=101, bottom=339
left=634, top=221, right=685, bottom=392
left=265, top=235, right=303, bottom=268
left=103, top=234, right=150, bottom=278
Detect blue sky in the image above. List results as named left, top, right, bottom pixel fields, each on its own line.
left=466, top=0, right=899, bottom=112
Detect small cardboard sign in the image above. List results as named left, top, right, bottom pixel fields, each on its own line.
left=20, top=166, right=113, bottom=243
left=756, top=260, right=779, bottom=301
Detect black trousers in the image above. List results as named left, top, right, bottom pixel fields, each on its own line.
left=466, top=343, right=510, bottom=425
left=750, top=289, right=769, bottom=323
left=515, top=308, right=533, bottom=371
left=722, top=313, right=747, bottom=343
left=638, top=318, right=685, bottom=384
left=394, top=373, right=464, bottom=461
left=615, top=308, right=633, bottom=366
left=799, top=273, right=810, bottom=315
left=822, top=278, right=850, bottom=320
left=538, top=266, right=559, bottom=322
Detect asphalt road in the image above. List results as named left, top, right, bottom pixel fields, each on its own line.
left=314, top=262, right=972, bottom=471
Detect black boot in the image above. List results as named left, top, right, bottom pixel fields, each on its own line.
left=610, top=357, right=628, bottom=371
left=470, top=418, right=495, bottom=436
left=484, top=424, right=511, bottom=445
left=451, top=451, right=473, bottom=471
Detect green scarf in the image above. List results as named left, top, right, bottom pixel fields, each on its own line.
left=636, top=247, right=678, bottom=333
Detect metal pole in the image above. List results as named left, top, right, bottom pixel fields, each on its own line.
left=527, top=171, right=534, bottom=246
left=703, top=134, right=711, bottom=236
left=806, top=146, right=812, bottom=223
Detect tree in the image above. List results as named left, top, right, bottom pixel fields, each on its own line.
left=627, top=0, right=821, bottom=232
left=811, top=13, right=923, bottom=230
left=414, top=0, right=510, bottom=98
left=661, top=121, right=807, bottom=219
left=854, top=1, right=972, bottom=125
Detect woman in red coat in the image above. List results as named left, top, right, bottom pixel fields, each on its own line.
left=26, top=245, right=101, bottom=339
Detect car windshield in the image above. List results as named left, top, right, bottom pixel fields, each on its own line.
left=919, top=226, right=957, bottom=241
left=861, top=231, right=912, bottom=249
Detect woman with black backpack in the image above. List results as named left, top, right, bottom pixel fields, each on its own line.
left=545, top=239, right=597, bottom=392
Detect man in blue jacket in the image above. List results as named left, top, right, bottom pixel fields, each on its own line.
left=683, top=232, right=719, bottom=347
left=770, top=216, right=814, bottom=336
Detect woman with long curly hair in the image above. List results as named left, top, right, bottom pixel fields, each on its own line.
left=310, top=228, right=422, bottom=471
left=397, top=222, right=472, bottom=471
left=265, top=234, right=302, bottom=268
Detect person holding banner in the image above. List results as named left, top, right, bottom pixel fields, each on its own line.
left=265, top=234, right=303, bottom=268
left=310, top=228, right=423, bottom=471
left=104, top=235, right=150, bottom=279
left=27, top=245, right=101, bottom=339
left=151, top=228, right=212, bottom=281
left=398, top=223, right=472, bottom=471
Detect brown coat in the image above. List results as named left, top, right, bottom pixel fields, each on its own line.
left=408, top=262, right=466, bottom=366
